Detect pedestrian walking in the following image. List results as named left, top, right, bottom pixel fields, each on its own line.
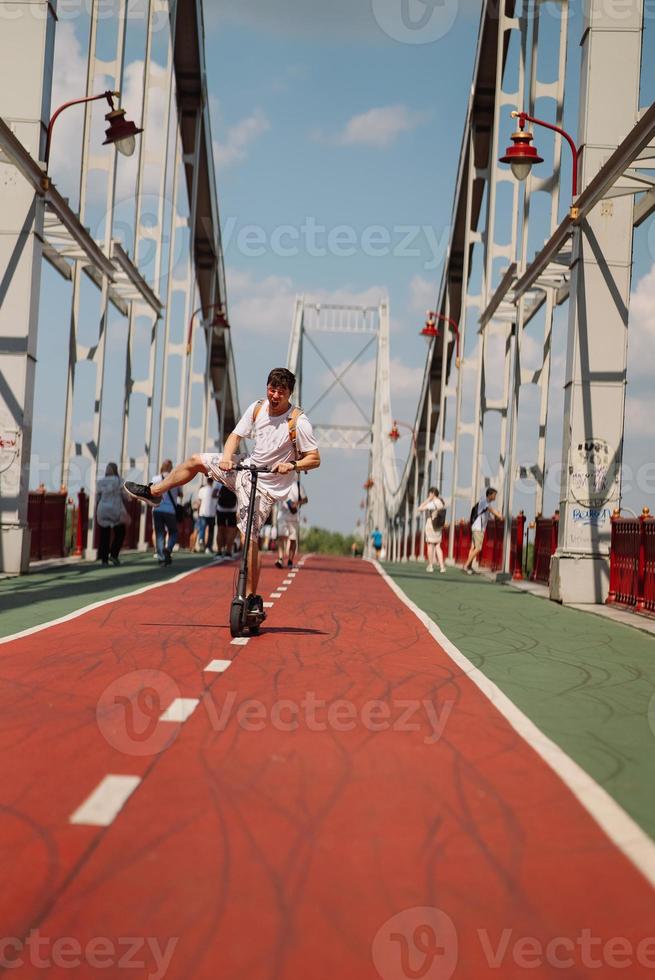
left=216, top=480, right=238, bottom=557
left=464, top=486, right=502, bottom=575
left=417, top=487, right=447, bottom=573
left=96, top=462, right=127, bottom=566
left=124, top=368, right=321, bottom=612
left=371, top=527, right=383, bottom=558
left=151, top=459, right=180, bottom=566
left=275, top=479, right=307, bottom=568
left=197, top=477, right=218, bottom=553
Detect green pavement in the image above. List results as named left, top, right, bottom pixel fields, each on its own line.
left=384, top=561, right=655, bottom=841
left=0, top=552, right=210, bottom=639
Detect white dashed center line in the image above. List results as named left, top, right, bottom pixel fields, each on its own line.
left=70, top=775, right=141, bottom=827
left=204, top=659, right=232, bottom=673
left=159, top=698, right=199, bottom=723
left=231, top=636, right=249, bottom=646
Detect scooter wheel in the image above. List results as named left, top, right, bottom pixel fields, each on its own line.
left=230, top=599, right=244, bottom=638
left=249, top=622, right=260, bottom=636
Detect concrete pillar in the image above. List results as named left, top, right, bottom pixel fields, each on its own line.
left=550, top=0, right=643, bottom=603
left=0, top=1, right=56, bottom=572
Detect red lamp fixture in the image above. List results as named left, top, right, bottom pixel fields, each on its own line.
left=103, top=106, right=143, bottom=157
left=388, top=423, right=401, bottom=443
left=363, top=479, right=375, bottom=491
left=499, top=118, right=544, bottom=182
left=45, top=90, right=142, bottom=170
left=420, top=311, right=461, bottom=367
left=500, top=110, right=579, bottom=211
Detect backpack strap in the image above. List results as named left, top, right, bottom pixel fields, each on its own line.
left=287, top=406, right=304, bottom=459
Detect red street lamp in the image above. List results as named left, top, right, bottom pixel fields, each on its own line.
left=363, top=479, right=375, bottom=491
left=500, top=110, right=580, bottom=212
left=388, top=420, right=417, bottom=455
left=187, top=303, right=228, bottom=354
left=45, top=90, right=142, bottom=169
left=420, top=311, right=461, bottom=367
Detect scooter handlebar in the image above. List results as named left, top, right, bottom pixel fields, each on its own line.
left=233, top=463, right=270, bottom=473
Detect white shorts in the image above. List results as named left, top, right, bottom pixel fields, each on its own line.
left=277, top=516, right=299, bottom=541
left=200, top=455, right=274, bottom=537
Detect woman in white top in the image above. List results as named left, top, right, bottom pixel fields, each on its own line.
left=96, top=462, right=128, bottom=566
left=417, top=486, right=447, bottom=574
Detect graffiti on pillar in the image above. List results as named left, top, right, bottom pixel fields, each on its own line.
left=0, top=427, right=20, bottom=475
left=569, top=438, right=620, bottom=508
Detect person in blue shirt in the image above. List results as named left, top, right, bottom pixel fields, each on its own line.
left=371, top=527, right=383, bottom=557
left=151, top=459, right=180, bottom=566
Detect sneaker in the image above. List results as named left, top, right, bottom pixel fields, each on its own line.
left=164, top=549, right=172, bottom=566
left=287, top=559, right=293, bottom=568
left=123, top=481, right=160, bottom=507
left=466, top=568, right=473, bottom=576
left=109, top=556, right=121, bottom=567
left=275, top=559, right=283, bottom=569
left=426, top=564, right=434, bottom=573
left=439, top=567, right=446, bottom=574
left=247, top=594, right=267, bottom=620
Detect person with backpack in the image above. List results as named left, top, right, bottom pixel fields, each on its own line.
left=417, top=486, right=447, bottom=573
left=124, top=368, right=320, bottom=611
left=151, top=459, right=182, bottom=566
left=464, top=486, right=502, bottom=575
left=216, top=480, right=238, bottom=557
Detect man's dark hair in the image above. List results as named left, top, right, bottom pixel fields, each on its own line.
left=429, top=486, right=440, bottom=496
left=267, top=368, right=296, bottom=392
left=486, top=487, right=497, bottom=498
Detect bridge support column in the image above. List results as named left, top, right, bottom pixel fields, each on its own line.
left=0, top=2, right=56, bottom=573
left=550, top=0, right=643, bottom=603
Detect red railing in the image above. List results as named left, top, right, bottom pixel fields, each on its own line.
left=607, top=509, right=655, bottom=616
left=479, top=518, right=505, bottom=572
left=27, top=491, right=67, bottom=560
left=531, top=515, right=559, bottom=585
left=509, top=512, right=525, bottom=580
left=453, top=521, right=471, bottom=564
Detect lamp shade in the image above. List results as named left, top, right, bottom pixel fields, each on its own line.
left=499, top=128, right=543, bottom=180
left=103, top=108, right=143, bottom=156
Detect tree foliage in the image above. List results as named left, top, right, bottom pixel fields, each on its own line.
left=300, top=526, right=360, bottom=556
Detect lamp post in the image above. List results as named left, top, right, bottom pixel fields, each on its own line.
left=500, top=110, right=580, bottom=216
left=420, top=311, right=461, bottom=367
left=44, top=90, right=143, bottom=170
left=388, top=420, right=417, bottom=456
left=187, top=303, right=228, bottom=355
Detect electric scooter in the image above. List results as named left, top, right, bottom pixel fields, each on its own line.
left=229, top=463, right=270, bottom=638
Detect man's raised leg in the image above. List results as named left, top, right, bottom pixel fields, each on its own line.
left=150, top=455, right=207, bottom=497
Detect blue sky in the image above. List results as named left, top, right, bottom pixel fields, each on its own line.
left=28, top=0, right=655, bottom=534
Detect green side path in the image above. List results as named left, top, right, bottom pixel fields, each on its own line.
left=0, top=552, right=210, bottom=639
left=384, top=561, right=655, bottom=841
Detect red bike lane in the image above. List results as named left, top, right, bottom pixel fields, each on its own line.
left=1, top=556, right=654, bottom=979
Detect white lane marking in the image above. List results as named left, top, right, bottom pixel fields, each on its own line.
left=70, top=775, right=141, bottom=827
left=373, top=559, right=655, bottom=889
left=264, top=602, right=274, bottom=608
left=231, top=637, right=249, bottom=646
left=270, top=592, right=282, bottom=599
left=159, top=697, right=199, bottom=723
left=1, top=561, right=210, bottom=648
left=278, top=587, right=288, bottom=592
left=204, top=659, right=232, bottom=673
left=283, top=578, right=293, bottom=584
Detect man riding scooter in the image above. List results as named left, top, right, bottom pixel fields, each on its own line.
left=124, top=368, right=321, bottom=617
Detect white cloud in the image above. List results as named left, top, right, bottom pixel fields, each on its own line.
left=316, top=105, right=431, bottom=149
left=213, top=109, right=270, bottom=170
left=628, top=263, right=655, bottom=379
left=409, top=274, right=437, bottom=314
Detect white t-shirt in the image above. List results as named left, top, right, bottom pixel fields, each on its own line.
left=472, top=493, right=491, bottom=532
left=277, top=481, right=305, bottom=527
left=234, top=401, right=318, bottom=501
left=425, top=496, right=445, bottom=516
left=198, top=484, right=218, bottom=518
